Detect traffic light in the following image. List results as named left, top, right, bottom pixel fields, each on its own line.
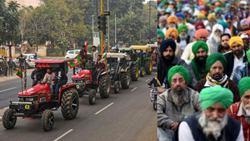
left=97, top=15, right=102, bottom=30
left=97, top=15, right=107, bottom=35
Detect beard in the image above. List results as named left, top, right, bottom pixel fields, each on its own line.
left=233, top=50, right=242, bottom=57
left=213, top=35, right=221, bottom=44
left=48, top=72, right=52, bottom=74
left=168, top=24, right=176, bottom=28
left=199, top=111, right=228, bottom=140
left=196, top=56, right=207, bottom=64
left=222, top=44, right=230, bottom=50
left=212, top=73, right=223, bottom=81
left=243, top=104, right=250, bottom=117
left=164, top=54, right=173, bottom=61
left=179, top=34, right=188, bottom=40
left=171, top=86, right=186, bottom=106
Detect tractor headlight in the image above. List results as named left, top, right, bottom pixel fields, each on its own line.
left=76, top=85, right=80, bottom=89
left=18, top=97, right=24, bottom=102
left=18, top=96, right=37, bottom=102
left=26, top=97, right=35, bottom=102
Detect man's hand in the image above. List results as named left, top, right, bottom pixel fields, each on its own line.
left=171, top=122, right=179, bottom=130
left=157, top=87, right=166, bottom=94
left=148, top=85, right=151, bottom=88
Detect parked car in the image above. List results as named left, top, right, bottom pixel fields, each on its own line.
left=13, top=54, right=38, bottom=68
left=65, top=50, right=80, bottom=59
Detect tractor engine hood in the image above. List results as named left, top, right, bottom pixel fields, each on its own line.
left=18, top=83, right=51, bottom=96
left=72, top=70, right=92, bottom=79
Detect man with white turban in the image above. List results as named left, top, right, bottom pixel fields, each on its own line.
left=207, top=24, right=224, bottom=53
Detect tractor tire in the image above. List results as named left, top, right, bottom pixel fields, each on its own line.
left=153, top=97, right=157, bottom=111
left=130, top=65, right=139, bottom=81
left=114, top=81, right=119, bottom=94
left=61, top=88, right=79, bottom=120
left=99, top=74, right=111, bottom=99
left=140, top=67, right=145, bottom=77
left=145, top=61, right=152, bottom=75
left=3, top=109, right=17, bottom=129
left=41, top=110, right=54, bottom=131
left=88, top=89, right=96, bottom=105
left=121, top=72, right=130, bottom=89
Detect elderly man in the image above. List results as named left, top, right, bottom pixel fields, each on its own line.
left=157, top=65, right=200, bottom=141
left=157, top=40, right=196, bottom=88
left=240, top=33, right=250, bottom=51
left=224, top=36, right=247, bottom=85
left=181, top=29, right=210, bottom=64
left=175, top=86, right=244, bottom=141
left=240, top=19, right=250, bottom=32
left=190, top=41, right=209, bottom=81
left=218, top=33, right=231, bottom=54
left=195, top=52, right=240, bottom=103
left=228, top=77, right=250, bottom=141
left=177, top=24, right=190, bottom=50
left=207, top=24, right=224, bottom=53
left=166, top=15, right=178, bottom=30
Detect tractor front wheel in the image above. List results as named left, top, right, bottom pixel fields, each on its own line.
left=99, top=74, right=111, bottom=98
left=88, top=89, right=96, bottom=105
left=145, top=61, right=152, bottom=75
left=3, top=109, right=17, bottom=129
left=121, top=72, right=130, bottom=89
left=114, top=81, right=120, bottom=94
left=131, top=65, right=139, bottom=81
left=41, top=110, right=54, bottom=131
left=140, top=67, right=145, bottom=77
left=61, top=88, right=79, bottom=120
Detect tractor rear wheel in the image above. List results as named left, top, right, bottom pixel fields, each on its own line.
left=3, top=109, right=16, bottom=129
left=145, top=61, right=152, bottom=75
left=121, top=72, right=130, bottom=89
left=114, top=81, right=119, bottom=94
left=61, top=88, right=79, bottom=120
left=88, top=89, right=96, bottom=105
left=99, top=74, right=111, bottom=98
left=140, top=67, right=145, bottom=77
left=131, top=65, right=138, bottom=81
left=41, top=110, right=54, bottom=131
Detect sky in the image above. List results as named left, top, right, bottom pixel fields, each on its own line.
left=143, top=0, right=157, bottom=4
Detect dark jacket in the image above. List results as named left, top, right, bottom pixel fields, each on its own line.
left=31, top=70, right=43, bottom=82
left=79, top=49, right=87, bottom=59
left=8, top=60, right=15, bottom=68
left=224, top=51, right=247, bottom=78
left=195, top=78, right=240, bottom=103
left=148, top=77, right=160, bottom=87
left=56, top=69, right=68, bottom=82
left=157, top=56, right=197, bottom=88
left=85, top=61, right=96, bottom=70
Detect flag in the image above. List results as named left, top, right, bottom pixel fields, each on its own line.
left=101, top=43, right=105, bottom=54
left=85, top=41, right=88, bottom=54
left=102, top=53, right=107, bottom=60
left=109, top=45, right=112, bottom=51
left=68, top=54, right=80, bottom=68
left=16, top=62, right=23, bottom=78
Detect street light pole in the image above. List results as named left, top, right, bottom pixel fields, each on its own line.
left=149, top=0, right=151, bottom=37
left=107, top=0, right=110, bottom=48
left=101, top=0, right=104, bottom=53
left=115, top=14, right=117, bottom=46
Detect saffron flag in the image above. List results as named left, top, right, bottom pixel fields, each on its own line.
left=16, top=62, right=23, bottom=78
left=85, top=41, right=88, bottom=54
left=68, top=55, right=80, bottom=68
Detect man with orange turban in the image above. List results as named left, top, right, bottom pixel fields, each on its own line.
left=165, top=28, right=183, bottom=58
left=167, top=15, right=178, bottom=29
left=181, top=29, right=210, bottom=64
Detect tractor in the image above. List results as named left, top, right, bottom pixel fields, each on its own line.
left=2, top=58, right=79, bottom=131
left=106, top=53, right=131, bottom=93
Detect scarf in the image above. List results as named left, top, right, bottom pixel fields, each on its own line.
left=205, top=73, right=229, bottom=88
left=191, top=58, right=207, bottom=81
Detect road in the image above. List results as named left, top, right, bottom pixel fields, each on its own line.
left=0, top=68, right=156, bottom=141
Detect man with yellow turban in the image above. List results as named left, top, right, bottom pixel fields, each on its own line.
left=190, top=41, right=209, bottom=81
left=157, top=65, right=200, bottom=141
left=195, top=52, right=240, bottom=103
left=175, top=86, right=243, bottom=141
left=228, top=77, right=250, bottom=140
left=224, top=36, right=248, bottom=85
left=167, top=15, right=178, bottom=29
left=204, top=13, right=217, bottom=32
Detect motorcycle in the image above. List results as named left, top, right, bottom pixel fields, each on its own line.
left=149, top=86, right=158, bottom=111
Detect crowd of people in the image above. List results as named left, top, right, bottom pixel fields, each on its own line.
left=157, top=0, right=250, bottom=140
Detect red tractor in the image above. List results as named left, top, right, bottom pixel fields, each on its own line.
left=71, top=66, right=111, bottom=105
left=2, top=58, right=79, bottom=131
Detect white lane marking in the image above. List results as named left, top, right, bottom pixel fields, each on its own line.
left=145, top=79, right=150, bottom=82
left=54, top=129, right=73, bottom=141
left=131, top=87, right=137, bottom=91
left=95, top=102, right=114, bottom=115
left=0, top=87, right=17, bottom=93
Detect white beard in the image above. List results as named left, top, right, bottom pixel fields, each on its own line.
left=179, top=34, right=188, bottom=40
left=198, top=111, right=228, bottom=140
left=168, top=24, right=176, bottom=28
left=213, top=35, right=221, bottom=44
left=243, top=104, right=250, bottom=117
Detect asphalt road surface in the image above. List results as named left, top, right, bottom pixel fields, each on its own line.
left=0, top=69, right=156, bottom=141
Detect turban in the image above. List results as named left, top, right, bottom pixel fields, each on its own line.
left=167, top=65, right=190, bottom=85
left=167, top=15, right=178, bottom=24
left=157, top=29, right=165, bottom=40
left=175, top=12, right=185, bottom=19
left=177, top=24, right=188, bottom=34
left=197, top=14, right=206, bottom=20
left=240, top=33, right=249, bottom=39
left=206, top=52, right=227, bottom=71
left=165, top=28, right=178, bottom=40
left=229, top=36, right=244, bottom=49
left=225, top=13, right=233, bottom=20
left=195, top=29, right=209, bottom=39
left=207, top=13, right=216, bottom=21
left=239, top=77, right=250, bottom=97
left=160, top=40, right=176, bottom=54
left=192, top=41, right=209, bottom=55
left=212, top=24, right=224, bottom=33
left=200, top=86, right=233, bottom=110
left=195, top=21, right=205, bottom=30
left=240, top=19, right=249, bottom=27
left=218, top=20, right=229, bottom=28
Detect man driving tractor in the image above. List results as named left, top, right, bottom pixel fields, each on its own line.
left=51, top=68, right=68, bottom=98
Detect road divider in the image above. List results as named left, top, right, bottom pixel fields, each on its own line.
left=95, top=102, right=114, bottom=115
left=131, top=87, right=137, bottom=91
left=0, top=87, right=17, bottom=93
left=54, top=129, right=73, bottom=141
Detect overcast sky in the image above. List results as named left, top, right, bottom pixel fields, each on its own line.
left=143, top=0, right=156, bottom=4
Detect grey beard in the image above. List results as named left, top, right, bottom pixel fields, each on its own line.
left=171, top=87, right=186, bottom=106
left=179, top=34, right=188, bottom=40
left=213, top=35, right=221, bottom=44
left=198, top=111, right=228, bottom=140
left=243, top=103, right=250, bottom=117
